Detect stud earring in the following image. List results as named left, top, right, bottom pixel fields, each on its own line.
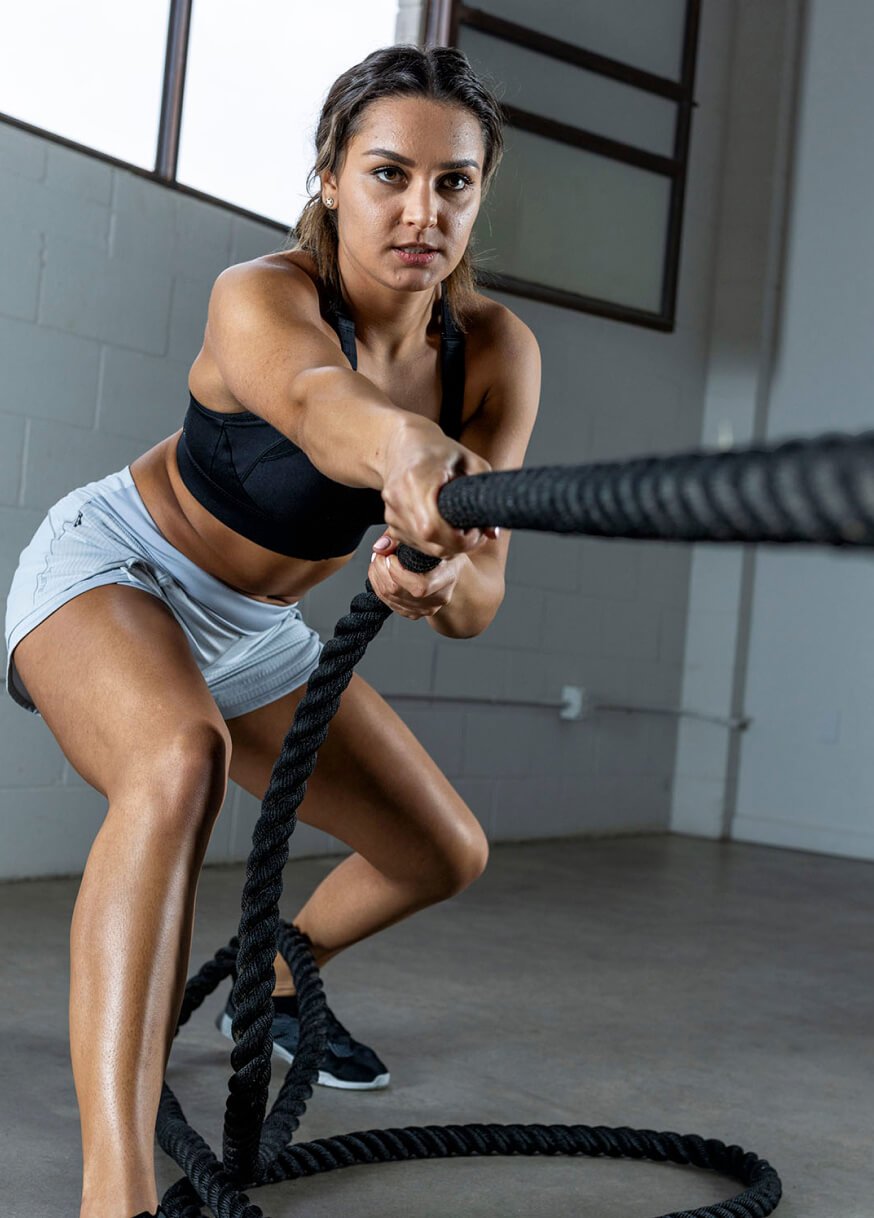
left=324, top=197, right=335, bottom=207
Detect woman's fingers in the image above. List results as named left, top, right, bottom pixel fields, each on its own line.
left=379, top=431, right=495, bottom=558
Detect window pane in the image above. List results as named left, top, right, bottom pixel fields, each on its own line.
left=476, top=125, right=671, bottom=313
left=473, top=0, right=687, bottom=82
left=0, top=0, right=171, bottom=168
left=459, top=26, right=677, bottom=159
left=177, top=0, right=400, bottom=225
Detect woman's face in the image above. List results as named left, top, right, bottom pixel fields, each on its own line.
left=322, top=95, right=486, bottom=294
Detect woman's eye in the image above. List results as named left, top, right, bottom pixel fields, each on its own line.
left=372, top=167, right=472, bottom=191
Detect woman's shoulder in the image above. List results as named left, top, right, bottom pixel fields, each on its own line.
left=209, top=250, right=332, bottom=331
left=264, top=247, right=321, bottom=283
left=456, top=293, right=541, bottom=434
left=217, top=248, right=321, bottom=296
left=460, top=292, right=540, bottom=365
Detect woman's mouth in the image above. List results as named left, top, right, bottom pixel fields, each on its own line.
left=393, top=246, right=439, bottom=266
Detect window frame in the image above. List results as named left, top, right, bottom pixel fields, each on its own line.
left=0, top=0, right=701, bottom=321
left=0, top=0, right=289, bottom=236
left=425, top=0, right=702, bottom=331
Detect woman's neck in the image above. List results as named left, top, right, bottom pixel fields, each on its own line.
left=335, top=263, right=441, bottom=363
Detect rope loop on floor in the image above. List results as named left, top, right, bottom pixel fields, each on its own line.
left=151, top=425, right=874, bottom=1217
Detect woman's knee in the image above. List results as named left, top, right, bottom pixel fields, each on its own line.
left=109, top=720, right=232, bottom=840
left=425, top=818, right=490, bottom=899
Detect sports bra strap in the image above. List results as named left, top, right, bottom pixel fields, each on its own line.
left=325, top=287, right=466, bottom=438
left=325, top=289, right=358, bottom=370
left=438, top=302, right=465, bottom=441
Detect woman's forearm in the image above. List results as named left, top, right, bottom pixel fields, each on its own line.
left=292, top=365, right=437, bottom=490
left=427, top=554, right=505, bottom=639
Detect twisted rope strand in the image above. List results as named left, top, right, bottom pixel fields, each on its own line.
left=221, top=594, right=392, bottom=1182
left=433, top=432, right=874, bottom=543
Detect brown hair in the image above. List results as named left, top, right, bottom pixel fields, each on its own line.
left=279, top=44, right=505, bottom=332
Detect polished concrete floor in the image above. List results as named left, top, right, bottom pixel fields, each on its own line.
left=1, top=833, right=871, bottom=1218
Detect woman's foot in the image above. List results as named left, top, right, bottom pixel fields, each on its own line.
left=216, top=991, right=390, bottom=1089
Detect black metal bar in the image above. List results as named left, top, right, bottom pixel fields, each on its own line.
left=474, top=271, right=673, bottom=332
left=457, top=3, right=686, bottom=100
left=155, top=0, right=193, bottom=180
left=449, top=0, right=463, bottom=47
left=503, top=103, right=679, bottom=179
left=423, top=0, right=453, bottom=47
left=660, top=0, right=701, bottom=324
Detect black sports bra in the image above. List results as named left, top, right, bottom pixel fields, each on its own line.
left=176, top=283, right=466, bottom=561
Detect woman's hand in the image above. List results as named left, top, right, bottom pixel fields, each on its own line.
left=367, top=533, right=466, bottom=619
left=379, top=420, right=497, bottom=559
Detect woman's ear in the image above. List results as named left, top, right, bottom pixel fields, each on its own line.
left=320, top=172, right=338, bottom=201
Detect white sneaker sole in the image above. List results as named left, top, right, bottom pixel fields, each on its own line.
left=217, top=1011, right=391, bottom=1090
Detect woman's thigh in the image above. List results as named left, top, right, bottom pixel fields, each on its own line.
left=226, top=673, right=488, bottom=889
left=13, top=584, right=231, bottom=801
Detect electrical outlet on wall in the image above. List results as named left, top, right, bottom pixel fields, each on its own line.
left=560, top=686, right=592, bottom=721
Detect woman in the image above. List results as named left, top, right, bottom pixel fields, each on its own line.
left=4, top=44, right=540, bottom=1218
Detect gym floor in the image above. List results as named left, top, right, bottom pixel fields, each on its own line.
left=1, top=834, right=870, bottom=1217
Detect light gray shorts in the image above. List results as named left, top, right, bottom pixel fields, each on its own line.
left=4, top=465, right=325, bottom=720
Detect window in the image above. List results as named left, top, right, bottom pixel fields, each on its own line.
left=0, top=0, right=404, bottom=226
left=428, top=0, right=701, bottom=329
left=0, top=0, right=171, bottom=169
left=177, top=0, right=400, bottom=223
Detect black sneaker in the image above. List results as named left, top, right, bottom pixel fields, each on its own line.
left=215, top=991, right=390, bottom=1090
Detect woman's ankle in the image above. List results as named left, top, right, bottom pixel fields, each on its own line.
left=80, top=1157, right=157, bottom=1218
left=79, top=1191, right=158, bottom=1218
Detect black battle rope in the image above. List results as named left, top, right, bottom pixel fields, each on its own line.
left=154, top=426, right=874, bottom=1217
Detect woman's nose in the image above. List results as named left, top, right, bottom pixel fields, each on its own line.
left=401, top=181, right=438, bottom=230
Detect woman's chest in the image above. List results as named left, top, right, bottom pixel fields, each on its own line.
left=355, top=345, right=444, bottom=426
left=357, top=340, right=484, bottom=437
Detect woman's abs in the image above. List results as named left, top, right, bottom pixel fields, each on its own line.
left=129, top=432, right=356, bottom=605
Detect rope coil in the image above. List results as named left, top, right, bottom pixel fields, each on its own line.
left=154, top=426, right=873, bottom=1217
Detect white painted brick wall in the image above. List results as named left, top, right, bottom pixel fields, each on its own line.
left=671, top=0, right=801, bottom=843
left=0, top=415, right=26, bottom=504
left=0, top=168, right=110, bottom=250
left=0, top=122, right=47, bottom=179
left=41, top=239, right=173, bottom=351
left=722, top=0, right=874, bottom=862
left=0, top=223, right=42, bottom=320
left=0, top=1, right=738, bottom=878
left=0, top=506, right=44, bottom=617
left=22, top=419, right=139, bottom=510
left=1, top=313, right=101, bottom=425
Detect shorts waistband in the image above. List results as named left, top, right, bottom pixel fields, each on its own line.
left=86, top=466, right=295, bottom=633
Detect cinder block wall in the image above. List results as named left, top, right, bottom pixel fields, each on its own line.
left=729, top=0, right=874, bottom=861
left=671, top=0, right=802, bottom=841
left=0, top=2, right=736, bottom=877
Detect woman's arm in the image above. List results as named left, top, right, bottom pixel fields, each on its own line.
left=206, top=261, right=417, bottom=490
left=369, top=302, right=542, bottom=638
left=428, top=303, right=542, bottom=637
left=205, top=261, right=492, bottom=559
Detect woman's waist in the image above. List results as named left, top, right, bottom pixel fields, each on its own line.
left=128, top=433, right=354, bottom=603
